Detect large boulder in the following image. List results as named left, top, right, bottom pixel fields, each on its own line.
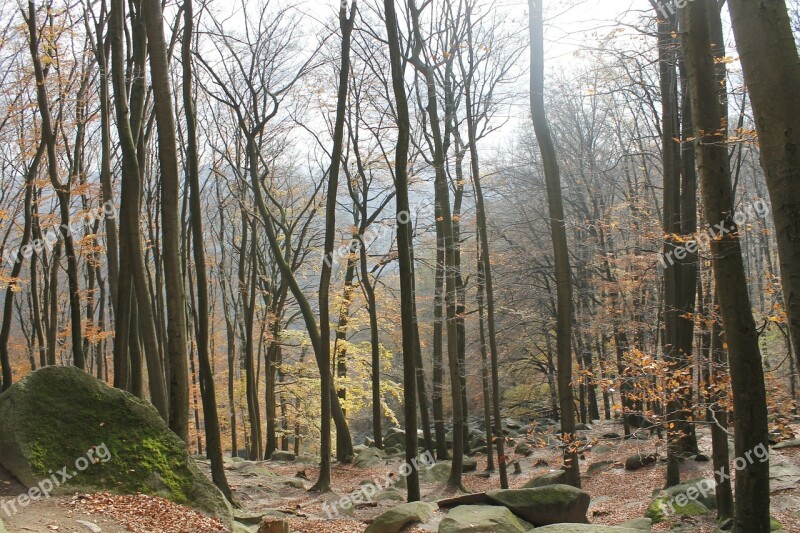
left=487, top=485, right=590, bottom=527
left=660, top=478, right=716, bottom=510
left=269, top=451, right=295, bottom=462
left=353, top=448, right=384, bottom=468
left=0, top=367, right=231, bottom=524
left=365, top=502, right=436, bottom=533
left=439, top=505, right=532, bottom=533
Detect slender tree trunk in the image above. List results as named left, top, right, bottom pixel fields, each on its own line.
left=0, top=142, right=44, bottom=390
left=529, top=0, right=579, bottom=488
left=143, top=0, right=190, bottom=443
left=312, top=1, right=356, bottom=492
left=109, top=0, right=168, bottom=419
left=181, top=0, right=233, bottom=500
left=384, top=0, right=422, bottom=500
left=681, top=2, right=770, bottom=529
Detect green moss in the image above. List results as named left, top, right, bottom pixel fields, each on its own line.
left=0, top=367, right=228, bottom=522
left=671, top=500, right=709, bottom=516
left=646, top=497, right=668, bottom=523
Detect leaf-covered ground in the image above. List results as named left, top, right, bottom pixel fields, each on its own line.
left=2, top=419, right=799, bottom=532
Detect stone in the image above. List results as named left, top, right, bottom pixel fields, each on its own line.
left=487, top=485, right=590, bottom=527
left=625, top=454, right=657, bottom=471
left=618, top=517, right=653, bottom=530
left=575, top=423, right=592, bottom=431
left=661, top=478, right=716, bottom=510
left=646, top=496, right=710, bottom=523
left=504, top=418, right=524, bottom=430
left=470, top=435, right=488, bottom=449
left=269, top=451, right=296, bottom=462
left=233, top=510, right=289, bottom=526
left=516, top=442, right=534, bottom=456
left=75, top=521, right=102, bottom=533
left=354, top=448, right=385, bottom=468
left=365, top=502, right=436, bottom=533
left=523, top=470, right=566, bottom=488
left=586, top=460, right=615, bottom=475
left=376, top=489, right=406, bottom=502
left=773, top=438, right=800, bottom=450
left=462, top=457, right=478, bottom=472
left=0, top=366, right=231, bottom=525
left=383, top=429, right=407, bottom=450
left=601, top=433, right=622, bottom=439
left=283, top=478, right=305, bottom=489
left=533, top=525, right=647, bottom=532
left=591, top=444, right=614, bottom=455
left=438, top=505, right=532, bottom=533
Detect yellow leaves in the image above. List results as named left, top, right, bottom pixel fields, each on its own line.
left=714, top=56, right=735, bottom=65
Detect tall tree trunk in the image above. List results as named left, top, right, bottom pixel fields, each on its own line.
left=143, top=0, right=190, bottom=443
left=312, top=1, right=356, bottom=493
left=681, top=2, right=770, bottom=529
left=181, top=0, right=233, bottom=500
left=431, top=230, right=448, bottom=459
left=383, top=0, right=422, bottom=500
left=529, top=0, right=580, bottom=488
left=109, top=0, right=168, bottom=419
left=727, top=0, right=800, bottom=372
left=25, top=1, right=85, bottom=370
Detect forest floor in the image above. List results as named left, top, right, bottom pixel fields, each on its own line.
left=2, top=419, right=799, bottom=532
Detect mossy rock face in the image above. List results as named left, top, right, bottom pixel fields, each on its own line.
left=0, top=517, right=7, bottom=533
left=646, top=495, right=709, bottom=523
left=438, top=505, right=532, bottom=533
left=364, top=501, right=436, bottom=533
left=487, top=485, right=590, bottom=527
left=661, top=478, right=716, bottom=510
left=354, top=448, right=384, bottom=468
left=0, top=367, right=230, bottom=524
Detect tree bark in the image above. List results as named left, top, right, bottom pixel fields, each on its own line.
left=529, top=0, right=580, bottom=488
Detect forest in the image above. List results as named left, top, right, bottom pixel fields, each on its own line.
left=0, top=0, right=799, bottom=532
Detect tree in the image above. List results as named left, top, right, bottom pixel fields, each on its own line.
left=314, top=0, right=356, bottom=493
left=528, top=0, right=579, bottom=488
left=382, top=0, right=421, bottom=501
left=680, top=1, right=770, bottom=529
left=727, top=0, right=800, bottom=390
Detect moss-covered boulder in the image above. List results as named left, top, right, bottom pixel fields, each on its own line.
left=661, top=478, right=716, bottom=510
left=646, top=496, right=709, bottom=523
left=487, top=485, right=590, bottom=527
left=365, top=501, right=436, bottom=533
left=439, top=505, right=533, bottom=533
left=0, top=366, right=231, bottom=524
left=354, top=448, right=384, bottom=468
